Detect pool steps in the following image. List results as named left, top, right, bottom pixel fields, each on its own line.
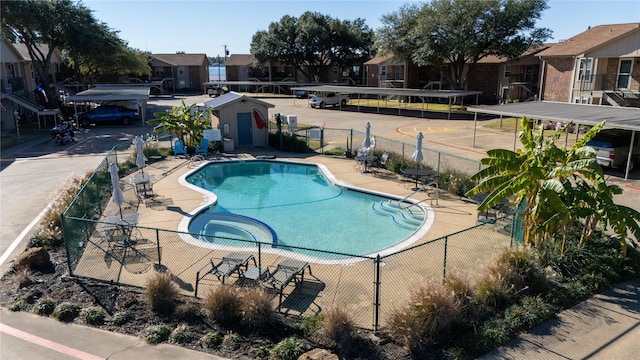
left=371, top=200, right=425, bottom=230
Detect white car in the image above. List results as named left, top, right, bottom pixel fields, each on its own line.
left=308, top=92, right=349, bottom=108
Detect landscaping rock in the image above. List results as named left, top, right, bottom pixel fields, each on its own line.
left=14, top=247, right=51, bottom=272
left=298, top=348, right=339, bottom=360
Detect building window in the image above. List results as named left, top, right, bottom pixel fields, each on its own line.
left=381, top=65, right=386, bottom=76
left=504, top=64, right=511, bottom=78
left=178, top=68, right=184, bottom=75
left=578, top=58, right=593, bottom=81
left=616, top=59, right=632, bottom=89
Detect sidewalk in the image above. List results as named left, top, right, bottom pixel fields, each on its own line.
left=0, top=308, right=229, bottom=360
left=479, top=278, right=640, bottom=360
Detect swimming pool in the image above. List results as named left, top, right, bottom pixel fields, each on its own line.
left=179, top=160, right=433, bottom=262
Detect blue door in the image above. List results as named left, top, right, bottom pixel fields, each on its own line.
left=237, top=112, right=252, bottom=146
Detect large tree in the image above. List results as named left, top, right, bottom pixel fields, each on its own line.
left=250, top=12, right=373, bottom=82
left=2, top=0, right=150, bottom=95
left=1, top=0, right=77, bottom=93
left=376, top=0, right=552, bottom=90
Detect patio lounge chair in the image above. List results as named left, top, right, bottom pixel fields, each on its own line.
left=198, top=252, right=256, bottom=285
left=265, top=259, right=311, bottom=309
left=173, top=139, right=187, bottom=157
left=195, top=138, right=209, bottom=156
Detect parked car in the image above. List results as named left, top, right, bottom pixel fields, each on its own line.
left=295, top=90, right=308, bottom=99
left=206, top=85, right=228, bottom=97
left=308, top=92, right=349, bottom=108
left=76, top=105, right=139, bottom=127
left=587, top=129, right=640, bottom=171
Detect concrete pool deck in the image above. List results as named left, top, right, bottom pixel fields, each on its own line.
left=78, top=148, right=511, bottom=328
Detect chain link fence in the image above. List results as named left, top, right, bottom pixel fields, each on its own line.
left=61, top=143, right=515, bottom=330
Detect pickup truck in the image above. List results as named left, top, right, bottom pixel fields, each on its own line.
left=586, top=129, right=639, bottom=171
left=308, top=92, right=349, bottom=108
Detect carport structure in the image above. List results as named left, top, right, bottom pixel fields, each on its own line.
left=467, top=101, right=640, bottom=180
left=292, top=85, right=482, bottom=120
left=67, top=85, right=151, bottom=125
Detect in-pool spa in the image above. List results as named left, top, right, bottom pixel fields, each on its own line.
left=180, top=160, right=433, bottom=261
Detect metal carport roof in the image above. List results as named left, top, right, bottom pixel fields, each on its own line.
left=467, top=101, right=640, bottom=180
left=67, top=85, right=151, bottom=124
left=67, top=85, right=151, bottom=102
left=292, top=85, right=482, bottom=119
left=467, top=101, right=640, bottom=131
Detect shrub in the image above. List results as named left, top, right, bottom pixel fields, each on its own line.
left=144, top=271, right=179, bottom=316
left=221, top=331, right=241, bottom=350
left=9, top=299, right=30, bottom=312
left=112, top=310, right=133, bottom=326
left=53, top=302, right=82, bottom=322
left=487, top=248, right=548, bottom=300
left=473, top=270, right=512, bottom=314
left=144, top=324, right=173, bottom=344
left=269, top=336, right=306, bottom=360
left=240, top=287, right=274, bottom=330
left=34, top=298, right=57, bottom=316
left=478, top=318, right=511, bottom=351
left=437, top=168, right=474, bottom=196
left=175, top=301, right=206, bottom=323
left=316, top=307, right=355, bottom=354
left=294, top=315, right=321, bottom=337
left=31, top=173, right=88, bottom=249
left=323, top=147, right=346, bottom=156
left=170, top=324, right=196, bottom=344
left=386, top=281, right=464, bottom=356
left=203, top=285, right=241, bottom=325
left=82, top=306, right=107, bottom=326
left=503, top=296, right=555, bottom=333
left=252, top=344, right=271, bottom=359
left=200, top=331, right=223, bottom=348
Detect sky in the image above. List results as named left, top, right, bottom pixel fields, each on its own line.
left=83, top=0, right=640, bottom=58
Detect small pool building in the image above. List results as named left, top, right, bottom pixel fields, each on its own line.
left=203, top=92, right=275, bottom=149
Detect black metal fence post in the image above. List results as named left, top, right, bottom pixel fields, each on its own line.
left=155, top=229, right=162, bottom=268
left=373, top=255, right=382, bottom=331
left=442, top=235, right=448, bottom=284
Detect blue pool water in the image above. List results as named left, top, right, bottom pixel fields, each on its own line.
left=182, top=160, right=432, bottom=260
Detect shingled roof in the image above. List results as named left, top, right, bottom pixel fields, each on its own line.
left=150, top=53, right=208, bottom=67
left=224, top=54, right=255, bottom=66
left=538, top=22, right=640, bottom=57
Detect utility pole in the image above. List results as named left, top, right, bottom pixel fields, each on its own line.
left=223, top=45, right=228, bottom=62
left=217, top=54, right=221, bottom=81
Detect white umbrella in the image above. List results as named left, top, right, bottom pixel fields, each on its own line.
left=108, top=162, right=125, bottom=219
left=363, top=122, right=371, bottom=151
left=412, top=132, right=424, bottom=169
left=134, top=136, right=146, bottom=176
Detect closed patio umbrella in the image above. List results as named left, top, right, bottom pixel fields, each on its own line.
left=412, top=132, right=424, bottom=169
left=134, top=135, right=146, bottom=176
left=108, top=162, right=125, bottom=219
left=363, top=122, right=371, bottom=148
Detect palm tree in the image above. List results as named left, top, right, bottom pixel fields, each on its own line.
left=466, top=117, right=639, bottom=254
left=149, top=101, right=210, bottom=148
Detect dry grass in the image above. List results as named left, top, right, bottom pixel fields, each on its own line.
left=316, top=306, right=356, bottom=354
left=203, top=285, right=242, bottom=325
left=386, top=281, right=464, bottom=354
left=239, top=287, right=274, bottom=330
left=144, top=271, right=179, bottom=316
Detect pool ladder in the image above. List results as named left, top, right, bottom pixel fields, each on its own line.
left=397, top=181, right=439, bottom=209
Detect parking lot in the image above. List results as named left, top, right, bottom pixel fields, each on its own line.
left=148, top=94, right=640, bottom=215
